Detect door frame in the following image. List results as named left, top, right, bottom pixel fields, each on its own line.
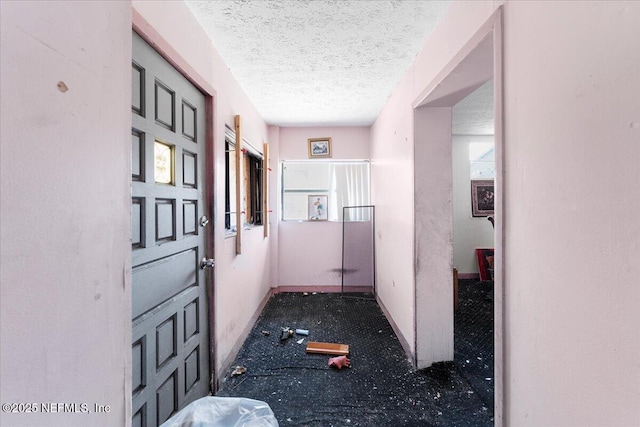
left=132, top=8, right=218, bottom=394
left=411, top=7, right=504, bottom=426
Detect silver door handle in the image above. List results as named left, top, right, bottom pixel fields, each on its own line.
left=200, top=216, right=210, bottom=227
left=200, top=258, right=215, bottom=269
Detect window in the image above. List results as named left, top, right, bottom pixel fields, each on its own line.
left=281, top=160, right=370, bottom=222
left=243, top=150, right=263, bottom=226
left=469, top=142, right=495, bottom=179
left=154, top=140, right=173, bottom=184
left=226, top=124, right=265, bottom=239
left=224, top=130, right=237, bottom=235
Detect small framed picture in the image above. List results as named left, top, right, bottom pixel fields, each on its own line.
left=471, top=180, right=495, bottom=217
left=308, top=195, right=328, bottom=221
left=308, top=137, right=332, bottom=158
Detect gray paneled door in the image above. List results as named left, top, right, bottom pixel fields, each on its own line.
left=131, top=32, right=212, bottom=427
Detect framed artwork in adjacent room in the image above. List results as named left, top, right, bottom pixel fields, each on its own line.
left=471, top=180, right=494, bottom=217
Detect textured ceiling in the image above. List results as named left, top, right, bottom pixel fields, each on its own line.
left=185, top=0, right=492, bottom=132
left=185, top=0, right=451, bottom=126
left=452, top=79, right=494, bottom=135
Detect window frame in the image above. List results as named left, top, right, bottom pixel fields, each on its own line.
left=243, top=150, right=263, bottom=227
left=224, top=127, right=237, bottom=237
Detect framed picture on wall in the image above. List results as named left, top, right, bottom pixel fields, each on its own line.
left=308, top=137, right=332, bottom=158
left=308, top=195, right=328, bottom=221
left=471, top=180, right=495, bottom=217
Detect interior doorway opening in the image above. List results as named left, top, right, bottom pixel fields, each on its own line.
left=451, top=78, right=496, bottom=418
left=412, top=8, right=504, bottom=425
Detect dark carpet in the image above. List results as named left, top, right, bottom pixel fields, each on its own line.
left=216, top=281, right=494, bottom=426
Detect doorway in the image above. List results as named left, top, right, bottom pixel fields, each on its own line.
left=413, top=8, right=504, bottom=424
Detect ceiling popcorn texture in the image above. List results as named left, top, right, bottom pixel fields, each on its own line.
left=185, top=0, right=452, bottom=126
left=452, top=80, right=494, bottom=135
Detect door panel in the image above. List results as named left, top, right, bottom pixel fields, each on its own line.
left=131, top=31, right=211, bottom=427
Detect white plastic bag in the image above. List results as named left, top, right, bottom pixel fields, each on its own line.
left=160, top=396, right=279, bottom=427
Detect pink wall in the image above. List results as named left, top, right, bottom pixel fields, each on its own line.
left=0, top=1, right=132, bottom=426
left=371, top=0, right=497, bottom=367
left=502, top=2, right=640, bottom=425
left=131, top=0, right=273, bottom=379
left=278, top=126, right=370, bottom=160
left=414, top=107, right=455, bottom=366
left=275, top=126, right=370, bottom=288
left=372, top=0, right=640, bottom=425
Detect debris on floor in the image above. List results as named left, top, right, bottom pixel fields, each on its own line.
left=217, top=285, right=494, bottom=426
left=328, top=355, right=351, bottom=370
left=261, top=330, right=270, bottom=336
left=295, top=328, right=309, bottom=336
left=296, top=338, right=305, bottom=345
left=279, top=327, right=293, bottom=341
left=231, top=366, right=246, bottom=377
left=306, top=341, right=349, bottom=356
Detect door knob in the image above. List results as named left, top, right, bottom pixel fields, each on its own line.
left=199, top=216, right=210, bottom=227
left=200, top=258, right=215, bottom=269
